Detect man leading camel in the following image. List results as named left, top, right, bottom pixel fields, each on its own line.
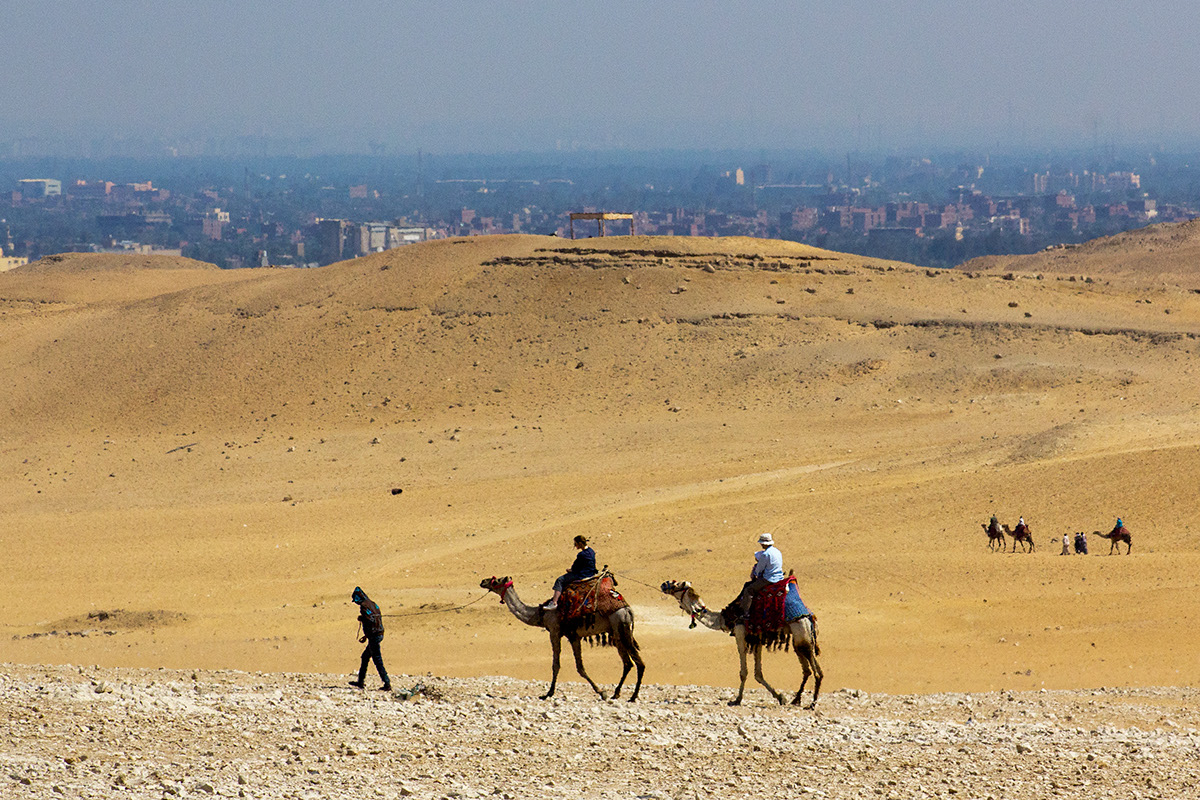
left=736, top=532, right=785, bottom=615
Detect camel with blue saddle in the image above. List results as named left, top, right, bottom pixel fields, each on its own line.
left=660, top=572, right=822, bottom=709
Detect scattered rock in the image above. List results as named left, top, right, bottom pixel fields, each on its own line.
left=2, top=665, right=1196, bottom=799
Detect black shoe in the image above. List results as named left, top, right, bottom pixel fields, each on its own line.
left=378, top=683, right=392, bottom=691
left=348, top=680, right=365, bottom=689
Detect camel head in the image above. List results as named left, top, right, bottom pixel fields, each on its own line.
left=480, top=576, right=512, bottom=596
left=659, top=579, right=688, bottom=597
left=660, top=580, right=705, bottom=614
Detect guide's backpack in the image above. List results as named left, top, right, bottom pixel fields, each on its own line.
left=359, top=599, right=385, bottom=639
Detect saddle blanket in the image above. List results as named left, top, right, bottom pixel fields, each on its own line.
left=747, top=575, right=813, bottom=640
left=559, top=574, right=627, bottom=623
left=784, top=581, right=811, bottom=620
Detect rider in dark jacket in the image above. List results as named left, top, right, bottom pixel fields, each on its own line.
left=545, top=535, right=597, bottom=610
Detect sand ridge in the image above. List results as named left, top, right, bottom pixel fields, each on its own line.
left=959, top=217, right=1200, bottom=286
left=3, top=233, right=1200, bottom=699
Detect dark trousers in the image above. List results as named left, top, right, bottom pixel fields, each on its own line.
left=358, top=636, right=388, bottom=685
left=737, top=577, right=770, bottom=613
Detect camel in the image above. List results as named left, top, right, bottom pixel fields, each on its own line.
left=981, top=522, right=1007, bottom=551
left=659, top=579, right=822, bottom=709
left=1094, top=527, right=1132, bottom=555
left=1002, top=523, right=1034, bottom=553
left=479, top=576, right=644, bottom=702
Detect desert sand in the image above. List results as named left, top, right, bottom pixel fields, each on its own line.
left=3, top=233, right=1200, bottom=795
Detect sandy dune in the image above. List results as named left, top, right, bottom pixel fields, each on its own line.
left=3, top=233, right=1200, bottom=701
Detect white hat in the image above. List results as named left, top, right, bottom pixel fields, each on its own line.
left=758, top=532, right=774, bottom=546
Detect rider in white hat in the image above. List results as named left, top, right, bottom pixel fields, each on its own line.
left=735, top=532, right=784, bottom=614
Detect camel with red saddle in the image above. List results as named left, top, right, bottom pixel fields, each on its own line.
left=480, top=574, right=644, bottom=702
left=660, top=573, right=823, bottom=709
left=1003, top=523, right=1035, bottom=553
left=1094, top=525, right=1132, bottom=554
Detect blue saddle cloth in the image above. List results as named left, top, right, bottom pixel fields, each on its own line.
left=785, top=582, right=811, bottom=620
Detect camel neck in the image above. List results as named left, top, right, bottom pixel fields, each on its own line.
left=500, top=585, right=544, bottom=628
left=681, top=594, right=727, bottom=632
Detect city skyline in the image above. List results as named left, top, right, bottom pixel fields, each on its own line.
left=5, top=1, right=1200, bottom=155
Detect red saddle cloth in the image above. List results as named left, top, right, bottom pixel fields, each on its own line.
left=559, top=575, right=627, bottom=626
left=746, top=575, right=796, bottom=642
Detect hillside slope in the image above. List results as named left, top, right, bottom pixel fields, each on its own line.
left=3, top=234, right=1200, bottom=696
left=959, top=217, right=1200, bottom=285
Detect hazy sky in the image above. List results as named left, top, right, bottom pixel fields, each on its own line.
left=5, top=1, right=1200, bottom=153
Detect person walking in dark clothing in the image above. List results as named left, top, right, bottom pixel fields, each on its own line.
left=349, top=586, right=390, bottom=691
left=544, top=535, right=597, bottom=610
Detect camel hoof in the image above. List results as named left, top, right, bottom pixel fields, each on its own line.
left=805, top=702, right=817, bottom=711
left=727, top=699, right=742, bottom=707
left=539, top=693, right=553, bottom=701
left=776, top=694, right=787, bottom=706
left=598, top=692, right=609, bottom=702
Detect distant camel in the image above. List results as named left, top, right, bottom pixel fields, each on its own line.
left=981, top=522, right=1007, bottom=551
left=660, top=579, right=822, bottom=709
left=1094, top=526, right=1132, bottom=555
left=1003, top=523, right=1034, bottom=553
left=480, top=576, right=644, bottom=702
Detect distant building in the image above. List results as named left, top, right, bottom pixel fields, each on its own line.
left=203, top=208, right=230, bottom=240
left=0, top=246, right=28, bottom=272
left=97, top=241, right=183, bottom=257
left=18, top=178, right=61, bottom=197
left=355, top=222, right=432, bottom=254
left=313, top=218, right=354, bottom=264
left=1128, top=198, right=1157, bottom=218
left=69, top=180, right=113, bottom=200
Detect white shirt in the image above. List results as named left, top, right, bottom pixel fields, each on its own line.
left=752, top=545, right=785, bottom=583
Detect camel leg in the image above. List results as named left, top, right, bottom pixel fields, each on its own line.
left=541, top=636, right=562, bottom=700
left=626, top=648, right=645, bottom=703
left=569, top=638, right=607, bottom=701
left=786, top=620, right=824, bottom=709
left=729, top=629, right=749, bottom=706
left=610, top=619, right=645, bottom=703
left=611, top=641, right=632, bottom=701
left=751, top=645, right=785, bottom=705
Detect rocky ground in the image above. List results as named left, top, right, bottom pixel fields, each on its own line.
left=3, top=664, right=1199, bottom=800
